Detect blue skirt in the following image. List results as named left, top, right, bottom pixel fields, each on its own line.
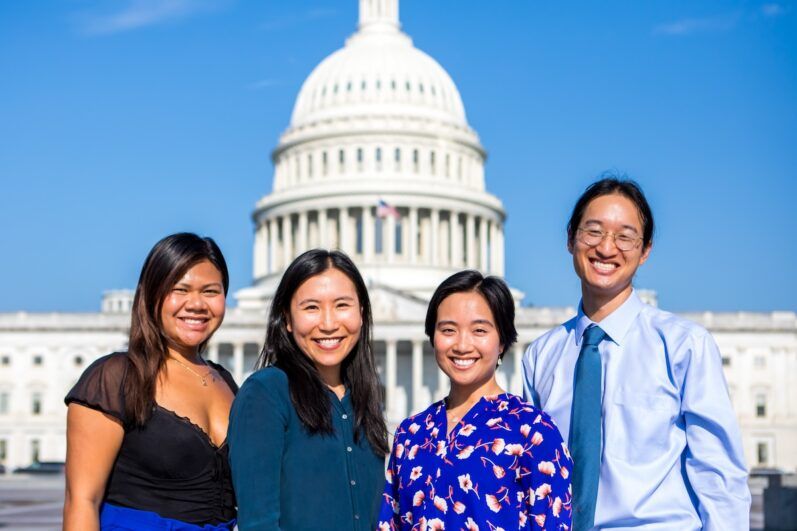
left=100, top=503, right=236, bottom=530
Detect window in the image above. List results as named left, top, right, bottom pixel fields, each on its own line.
left=375, top=147, right=382, bottom=170
left=32, top=392, right=42, bottom=415
left=754, top=355, right=766, bottom=368
left=355, top=214, right=363, bottom=254
left=356, top=148, right=363, bottom=171
left=445, top=153, right=450, bottom=177
left=721, top=356, right=730, bottom=367
left=755, top=393, right=767, bottom=418
left=0, top=356, right=9, bottom=366
left=757, top=442, right=769, bottom=465
left=30, top=439, right=40, bottom=464
left=394, top=148, right=401, bottom=171
left=307, top=154, right=313, bottom=178
left=360, top=80, right=366, bottom=90
left=0, top=439, right=6, bottom=462
left=33, top=355, right=43, bottom=366
left=375, top=217, right=383, bottom=254
left=412, top=149, right=419, bottom=173
left=322, top=151, right=328, bottom=175
left=338, top=149, right=345, bottom=172
left=0, top=392, right=9, bottom=415
left=395, top=219, right=403, bottom=254
left=430, top=151, right=436, bottom=174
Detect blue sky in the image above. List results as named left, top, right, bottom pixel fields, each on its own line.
left=1, top=0, right=795, bottom=313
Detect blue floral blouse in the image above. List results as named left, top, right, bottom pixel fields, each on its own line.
left=377, top=393, right=572, bottom=530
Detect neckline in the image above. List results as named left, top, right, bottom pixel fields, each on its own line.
left=442, top=392, right=511, bottom=439
left=155, top=405, right=227, bottom=450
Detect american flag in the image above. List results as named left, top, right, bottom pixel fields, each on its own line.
left=376, top=199, right=400, bottom=220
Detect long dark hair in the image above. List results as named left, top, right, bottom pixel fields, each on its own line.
left=256, top=249, right=389, bottom=456
left=126, top=233, right=229, bottom=426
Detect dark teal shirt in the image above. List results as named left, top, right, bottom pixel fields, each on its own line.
left=228, top=366, right=385, bottom=531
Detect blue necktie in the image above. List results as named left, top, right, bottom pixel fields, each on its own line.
left=569, top=325, right=606, bottom=531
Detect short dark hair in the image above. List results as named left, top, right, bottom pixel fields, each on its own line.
left=257, top=249, right=388, bottom=456
left=567, top=173, right=655, bottom=249
left=127, top=232, right=229, bottom=425
left=424, top=270, right=518, bottom=360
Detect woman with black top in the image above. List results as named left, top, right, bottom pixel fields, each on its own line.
left=63, top=233, right=238, bottom=530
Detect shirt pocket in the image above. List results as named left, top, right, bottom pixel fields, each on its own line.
left=604, top=388, right=679, bottom=465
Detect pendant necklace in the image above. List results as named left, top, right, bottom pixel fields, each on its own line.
left=168, top=356, right=216, bottom=387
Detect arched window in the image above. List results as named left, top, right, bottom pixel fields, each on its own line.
left=322, top=151, right=328, bottom=175
left=375, top=147, right=382, bottom=170
left=394, top=148, right=401, bottom=171
left=412, top=149, right=419, bottom=173
left=338, top=149, right=345, bottom=173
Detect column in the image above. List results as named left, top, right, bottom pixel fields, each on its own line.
left=512, top=343, right=524, bottom=395
left=496, top=225, right=505, bottom=276
left=363, top=205, right=374, bottom=262
left=233, top=343, right=245, bottom=383
left=318, top=208, right=328, bottom=249
left=430, top=208, right=440, bottom=266
left=437, top=366, right=448, bottom=401
left=297, top=211, right=308, bottom=254
left=385, top=340, right=397, bottom=419
left=480, top=217, right=489, bottom=272
left=340, top=207, right=353, bottom=255
left=282, top=215, right=293, bottom=266
left=207, top=343, right=219, bottom=363
left=411, top=340, right=424, bottom=413
left=490, top=220, right=500, bottom=274
left=408, top=207, right=418, bottom=264
left=466, top=214, right=476, bottom=268
left=386, top=212, right=396, bottom=262
left=450, top=211, right=462, bottom=268
left=253, top=223, right=265, bottom=278
left=268, top=218, right=277, bottom=273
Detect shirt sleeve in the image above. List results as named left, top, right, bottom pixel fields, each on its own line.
left=64, top=352, right=128, bottom=425
left=681, top=331, right=751, bottom=531
left=375, top=428, right=402, bottom=529
left=522, top=343, right=540, bottom=408
left=228, top=370, right=290, bottom=531
left=523, top=411, right=573, bottom=530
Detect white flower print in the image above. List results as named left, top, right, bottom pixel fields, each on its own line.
left=457, top=445, right=475, bottom=459
left=458, top=473, right=473, bottom=493
left=538, top=460, right=556, bottom=476
left=520, top=424, right=531, bottom=437
left=491, top=438, right=505, bottom=455
left=433, top=496, right=448, bottom=513
left=410, top=466, right=423, bottom=481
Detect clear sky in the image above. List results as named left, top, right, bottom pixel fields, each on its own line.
left=1, top=0, right=795, bottom=313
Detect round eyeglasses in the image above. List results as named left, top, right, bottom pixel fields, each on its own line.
left=576, top=227, right=642, bottom=252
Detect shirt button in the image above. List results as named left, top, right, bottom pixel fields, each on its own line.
left=350, top=480, right=356, bottom=486
left=354, top=514, right=360, bottom=520
left=342, top=414, right=348, bottom=419
left=347, top=446, right=353, bottom=452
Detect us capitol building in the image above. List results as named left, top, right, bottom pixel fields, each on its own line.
left=1, top=0, right=795, bottom=473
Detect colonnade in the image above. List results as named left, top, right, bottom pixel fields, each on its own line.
left=253, top=205, right=504, bottom=278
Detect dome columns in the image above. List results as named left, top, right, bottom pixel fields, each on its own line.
left=253, top=202, right=505, bottom=281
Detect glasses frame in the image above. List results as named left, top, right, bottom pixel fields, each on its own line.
left=575, top=227, right=643, bottom=252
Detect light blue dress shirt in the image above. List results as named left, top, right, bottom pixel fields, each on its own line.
left=522, top=290, right=750, bottom=530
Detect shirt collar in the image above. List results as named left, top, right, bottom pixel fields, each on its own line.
left=574, top=289, right=645, bottom=346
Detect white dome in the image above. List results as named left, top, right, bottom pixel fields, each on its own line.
left=289, top=8, right=467, bottom=129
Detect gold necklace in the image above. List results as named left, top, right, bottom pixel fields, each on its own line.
left=168, top=357, right=216, bottom=387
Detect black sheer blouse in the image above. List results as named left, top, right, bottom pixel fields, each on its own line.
left=65, top=352, right=237, bottom=525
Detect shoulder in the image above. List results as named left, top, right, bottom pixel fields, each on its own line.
left=529, top=315, right=577, bottom=351
left=235, top=366, right=291, bottom=406
left=206, top=359, right=239, bottom=393
left=394, top=400, right=443, bottom=436
left=75, top=352, right=130, bottom=386
left=505, top=394, right=566, bottom=439
left=638, top=305, right=715, bottom=353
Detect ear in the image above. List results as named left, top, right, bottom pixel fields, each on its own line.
left=639, top=241, right=653, bottom=266
left=567, top=239, right=574, bottom=255
left=285, top=313, right=292, bottom=333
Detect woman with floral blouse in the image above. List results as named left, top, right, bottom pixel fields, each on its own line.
left=378, top=270, right=572, bottom=530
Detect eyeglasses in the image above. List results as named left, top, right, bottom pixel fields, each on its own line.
left=576, top=227, right=642, bottom=252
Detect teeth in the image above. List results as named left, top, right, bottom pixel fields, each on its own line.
left=316, top=338, right=342, bottom=346
left=182, top=318, right=206, bottom=324
left=592, top=260, right=617, bottom=271
left=453, top=358, right=476, bottom=367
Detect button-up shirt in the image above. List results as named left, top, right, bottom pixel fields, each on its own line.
left=378, top=393, right=572, bottom=530
left=522, top=290, right=750, bottom=530
left=229, top=366, right=384, bottom=531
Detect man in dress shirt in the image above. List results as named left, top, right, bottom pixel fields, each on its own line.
left=522, top=177, right=750, bottom=530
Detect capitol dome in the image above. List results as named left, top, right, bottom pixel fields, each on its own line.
left=237, top=0, right=507, bottom=309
